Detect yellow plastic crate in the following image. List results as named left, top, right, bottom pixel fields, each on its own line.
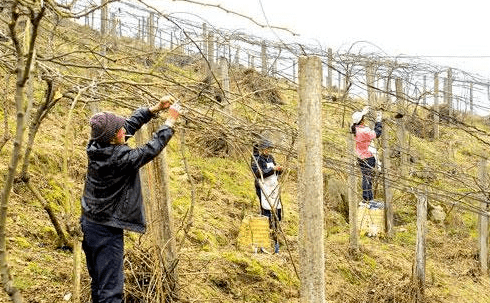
left=237, top=215, right=271, bottom=252
left=358, top=204, right=384, bottom=237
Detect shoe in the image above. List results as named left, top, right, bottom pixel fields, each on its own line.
left=359, top=201, right=369, bottom=207
left=368, top=200, right=384, bottom=209
left=259, top=247, right=270, bottom=254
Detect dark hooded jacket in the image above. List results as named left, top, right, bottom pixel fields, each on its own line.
left=81, top=107, right=174, bottom=233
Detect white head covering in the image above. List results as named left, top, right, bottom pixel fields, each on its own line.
left=352, top=111, right=364, bottom=124
left=352, top=106, right=370, bottom=124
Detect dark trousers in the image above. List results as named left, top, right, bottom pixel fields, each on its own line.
left=261, top=207, right=282, bottom=228
left=261, top=207, right=282, bottom=247
left=358, top=156, right=376, bottom=202
left=81, top=216, right=124, bottom=303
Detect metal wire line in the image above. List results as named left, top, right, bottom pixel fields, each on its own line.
left=11, top=1, right=490, bottom=218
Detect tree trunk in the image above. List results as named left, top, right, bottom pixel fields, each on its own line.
left=0, top=7, right=46, bottom=300
left=0, top=41, right=27, bottom=303
left=179, top=129, right=196, bottom=242
left=26, top=182, right=69, bottom=247
left=0, top=73, right=11, bottom=152
left=72, top=239, right=83, bottom=303
left=20, top=79, right=59, bottom=181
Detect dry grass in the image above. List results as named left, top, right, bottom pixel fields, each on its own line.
left=1, top=16, right=490, bottom=303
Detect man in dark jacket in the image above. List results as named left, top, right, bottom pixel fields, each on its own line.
left=80, top=96, right=180, bottom=303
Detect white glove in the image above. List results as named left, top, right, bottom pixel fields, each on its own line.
left=165, top=102, right=182, bottom=127
left=376, top=111, right=382, bottom=122
left=362, top=105, right=370, bottom=115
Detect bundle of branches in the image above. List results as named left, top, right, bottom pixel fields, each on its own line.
left=239, top=68, right=284, bottom=105
left=124, top=245, right=179, bottom=303
left=405, top=113, right=435, bottom=139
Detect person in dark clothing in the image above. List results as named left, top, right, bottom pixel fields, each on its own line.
left=251, top=139, right=283, bottom=253
left=80, top=96, right=181, bottom=303
left=351, top=106, right=382, bottom=205
left=252, top=143, right=261, bottom=201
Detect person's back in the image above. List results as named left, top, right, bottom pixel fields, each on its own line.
left=354, top=124, right=377, bottom=159
left=81, top=98, right=181, bottom=303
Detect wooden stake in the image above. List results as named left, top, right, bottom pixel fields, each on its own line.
left=297, top=55, right=325, bottom=302
left=348, top=134, right=359, bottom=252
left=434, top=72, right=439, bottom=139
left=382, top=120, right=394, bottom=238
left=261, top=41, right=267, bottom=75
left=414, top=187, right=427, bottom=301
left=327, top=48, right=333, bottom=89
left=478, top=159, right=489, bottom=274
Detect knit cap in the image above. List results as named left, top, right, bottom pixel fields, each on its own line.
left=89, top=112, right=126, bottom=143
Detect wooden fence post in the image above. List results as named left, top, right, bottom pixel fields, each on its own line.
left=338, top=70, right=342, bottom=96
left=234, top=46, right=240, bottom=65
left=271, top=57, right=277, bottom=77
left=327, top=48, right=333, bottom=89
left=422, top=75, right=427, bottom=106
left=219, top=57, right=230, bottom=112
left=261, top=41, right=268, bottom=75
left=470, top=82, right=474, bottom=115
left=202, top=23, right=208, bottom=58
left=137, top=18, right=142, bottom=41
left=395, top=77, right=404, bottom=108
left=487, top=85, right=490, bottom=104
left=478, top=159, right=489, bottom=274
left=148, top=12, right=155, bottom=48
left=215, top=38, right=219, bottom=62
left=395, top=78, right=407, bottom=177
left=297, top=55, right=325, bottom=302
left=119, top=19, right=122, bottom=38
left=442, top=77, right=447, bottom=109
left=137, top=122, right=180, bottom=299
left=434, top=72, right=440, bottom=139
left=448, top=68, right=453, bottom=116
left=100, top=0, right=108, bottom=36
left=385, top=76, right=391, bottom=104
left=414, top=187, right=427, bottom=302
left=366, top=62, right=375, bottom=106
left=109, top=12, right=115, bottom=36
left=382, top=120, right=394, bottom=238
left=207, top=32, right=214, bottom=68
left=227, top=43, right=232, bottom=64
left=348, top=134, right=359, bottom=252
left=292, top=60, right=296, bottom=83
left=142, top=17, right=147, bottom=43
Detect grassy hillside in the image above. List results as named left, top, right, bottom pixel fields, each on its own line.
left=1, top=14, right=490, bottom=303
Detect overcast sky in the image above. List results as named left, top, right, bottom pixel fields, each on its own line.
left=147, top=0, right=490, bottom=79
